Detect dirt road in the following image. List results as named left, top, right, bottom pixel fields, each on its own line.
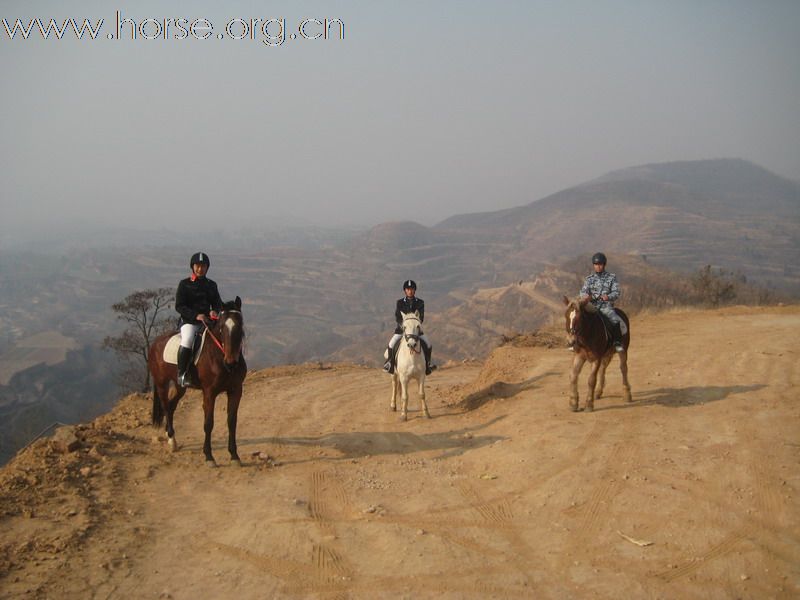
left=1, top=306, right=798, bottom=598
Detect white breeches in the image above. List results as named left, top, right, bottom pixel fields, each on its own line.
left=180, top=323, right=200, bottom=348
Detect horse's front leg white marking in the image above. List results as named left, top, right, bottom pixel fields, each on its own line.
left=167, top=435, right=178, bottom=452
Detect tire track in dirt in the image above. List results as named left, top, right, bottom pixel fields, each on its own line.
left=212, top=540, right=311, bottom=581
left=454, top=480, right=545, bottom=591
left=577, top=440, right=637, bottom=540
left=559, top=415, right=639, bottom=558
left=309, top=470, right=351, bottom=535
left=307, top=469, right=355, bottom=598
left=383, top=418, right=607, bottom=526
left=648, top=352, right=792, bottom=585
left=655, top=529, right=752, bottom=582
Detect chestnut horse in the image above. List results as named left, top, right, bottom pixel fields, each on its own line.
left=562, top=296, right=632, bottom=412
left=148, top=297, right=246, bottom=466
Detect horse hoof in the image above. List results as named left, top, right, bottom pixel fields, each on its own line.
left=400, top=413, right=407, bottom=422
left=585, top=405, right=594, bottom=413
left=230, top=459, right=242, bottom=467
left=205, top=460, right=218, bottom=468
left=390, top=404, right=396, bottom=412
left=570, top=404, right=579, bottom=412
left=423, top=410, right=431, bottom=419
left=167, top=437, right=178, bottom=452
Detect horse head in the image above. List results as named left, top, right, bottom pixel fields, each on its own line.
left=217, top=296, right=244, bottom=366
left=562, top=295, right=589, bottom=344
left=401, top=311, right=422, bottom=350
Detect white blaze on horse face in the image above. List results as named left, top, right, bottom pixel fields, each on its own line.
left=569, top=309, right=577, bottom=331
left=224, top=315, right=236, bottom=336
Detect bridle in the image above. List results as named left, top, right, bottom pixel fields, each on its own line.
left=402, top=316, right=423, bottom=354
left=202, top=310, right=244, bottom=368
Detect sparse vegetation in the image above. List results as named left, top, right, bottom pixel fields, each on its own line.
left=691, top=265, right=737, bottom=307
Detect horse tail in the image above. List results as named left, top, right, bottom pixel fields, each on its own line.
left=152, top=385, right=164, bottom=427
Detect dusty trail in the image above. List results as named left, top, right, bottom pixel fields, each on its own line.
left=1, top=306, right=798, bottom=599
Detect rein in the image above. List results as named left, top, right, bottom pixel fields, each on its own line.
left=202, top=319, right=226, bottom=353
left=202, top=310, right=244, bottom=365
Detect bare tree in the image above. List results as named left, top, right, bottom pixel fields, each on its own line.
left=692, top=265, right=737, bottom=307
left=103, top=288, right=175, bottom=392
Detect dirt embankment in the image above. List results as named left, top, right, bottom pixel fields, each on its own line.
left=1, top=306, right=798, bottom=599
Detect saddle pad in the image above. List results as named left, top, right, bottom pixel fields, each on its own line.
left=162, top=331, right=207, bottom=365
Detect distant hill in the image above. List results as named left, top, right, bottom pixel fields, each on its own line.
left=436, top=159, right=800, bottom=292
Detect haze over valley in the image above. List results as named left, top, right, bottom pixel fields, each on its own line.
left=1, top=158, right=797, bottom=463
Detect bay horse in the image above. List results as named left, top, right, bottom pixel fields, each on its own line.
left=562, top=296, right=632, bottom=412
left=147, top=297, right=247, bottom=466
left=390, top=311, right=430, bottom=421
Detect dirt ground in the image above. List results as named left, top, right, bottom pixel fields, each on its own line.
left=1, top=306, right=798, bottom=599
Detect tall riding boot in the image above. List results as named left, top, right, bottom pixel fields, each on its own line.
left=177, top=346, right=192, bottom=387
left=383, top=346, right=395, bottom=374
left=612, top=325, right=624, bottom=353
left=423, top=344, right=435, bottom=375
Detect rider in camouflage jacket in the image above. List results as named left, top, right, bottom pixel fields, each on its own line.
left=579, top=252, right=626, bottom=352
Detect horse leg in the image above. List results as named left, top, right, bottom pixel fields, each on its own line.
left=165, top=383, right=185, bottom=452
left=585, top=360, right=601, bottom=412
left=202, top=390, right=218, bottom=466
left=570, top=355, right=586, bottom=411
left=619, top=351, right=633, bottom=403
left=596, top=353, right=613, bottom=399
left=418, top=374, right=430, bottom=418
left=390, top=373, right=398, bottom=411
left=400, top=376, right=409, bottom=422
left=226, top=386, right=243, bottom=465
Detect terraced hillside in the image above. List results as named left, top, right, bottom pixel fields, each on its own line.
left=437, top=159, right=800, bottom=292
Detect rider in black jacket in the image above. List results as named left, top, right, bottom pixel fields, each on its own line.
left=175, top=252, right=223, bottom=386
left=383, top=280, right=434, bottom=375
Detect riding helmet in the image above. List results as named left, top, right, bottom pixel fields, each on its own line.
left=591, top=252, right=607, bottom=265
left=403, top=279, right=417, bottom=290
left=190, top=252, right=211, bottom=268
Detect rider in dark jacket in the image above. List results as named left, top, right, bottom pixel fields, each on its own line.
left=175, top=252, right=223, bottom=386
left=384, top=280, right=434, bottom=375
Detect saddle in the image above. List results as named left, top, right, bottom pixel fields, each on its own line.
left=586, top=304, right=622, bottom=344
left=162, top=330, right=208, bottom=365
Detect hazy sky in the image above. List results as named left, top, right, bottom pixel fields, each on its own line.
left=2, top=0, right=799, bottom=240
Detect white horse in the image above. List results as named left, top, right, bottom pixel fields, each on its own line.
left=390, top=311, right=430, bottom=421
